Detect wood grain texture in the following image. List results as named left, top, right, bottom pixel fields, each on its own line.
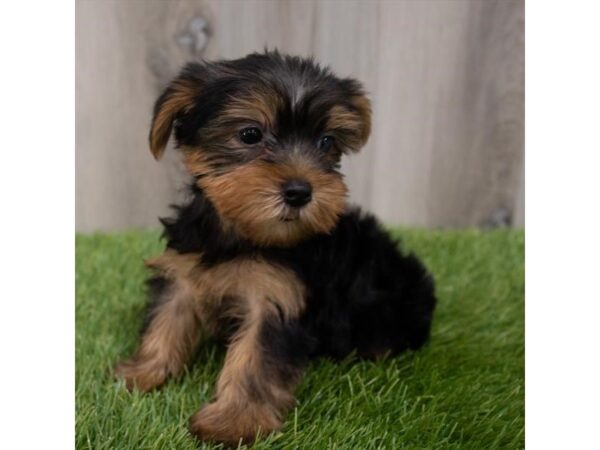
left=76, top=0, right=524, bottom=232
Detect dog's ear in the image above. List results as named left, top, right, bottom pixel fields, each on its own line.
left=149, top=64, right=204, bottom=160
left=327, top=85, right=372, bottom=153
left=348, top=93, right=372, bottom=151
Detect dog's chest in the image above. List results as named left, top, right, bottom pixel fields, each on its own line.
left=146, top=250, right=307, bottom=334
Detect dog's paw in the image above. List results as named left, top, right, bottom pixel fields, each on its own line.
left=114, top=358, right=169, bottom=392
left=189, top=401, right=281, bottom=446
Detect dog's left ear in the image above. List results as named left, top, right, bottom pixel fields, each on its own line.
left=329, top=79, right=372, bottom=153
left=149, top=64, right=204, bottom=160
left=349, top=94, right=372, bottom=151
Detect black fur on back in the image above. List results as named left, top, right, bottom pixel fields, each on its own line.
left=158, top=185, right=436, bottom=360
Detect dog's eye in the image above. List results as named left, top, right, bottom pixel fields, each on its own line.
left=239, top=127, right=263, bottom=145
left=318, top=136, right=335, bottom=152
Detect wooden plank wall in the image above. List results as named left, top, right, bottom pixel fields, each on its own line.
left=76, top=0, right=524, bottom=232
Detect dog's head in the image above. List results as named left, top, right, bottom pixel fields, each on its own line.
left=149, top=51, right=371, bottom=247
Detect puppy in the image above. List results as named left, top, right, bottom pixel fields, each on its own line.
left=115, top=51, right=436, bottom=446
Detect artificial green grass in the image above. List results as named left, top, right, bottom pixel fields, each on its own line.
left=76, top=229, right=524, bottom=450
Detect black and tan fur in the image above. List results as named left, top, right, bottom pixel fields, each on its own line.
left=115, top=51, right=436, bottom=446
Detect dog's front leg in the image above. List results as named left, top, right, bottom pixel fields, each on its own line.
left=115, top=253, right=203, bottom=391
left=189, top=266, right=309, bottom=446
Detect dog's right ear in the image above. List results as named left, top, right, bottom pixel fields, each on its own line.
left=149, top=64, right=203, bottom=160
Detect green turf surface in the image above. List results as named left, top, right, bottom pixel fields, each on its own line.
left=76, top=229, right=524, bottom=450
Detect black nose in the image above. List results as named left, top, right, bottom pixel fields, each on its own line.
left=282, top=180, right=312, bottom=207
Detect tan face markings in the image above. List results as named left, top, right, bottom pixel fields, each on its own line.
left=195, top=89, right=283, bottom=146
left=198, top=157, right=348, bottom=247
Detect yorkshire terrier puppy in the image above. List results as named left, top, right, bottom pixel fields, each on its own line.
left=116, top=51, right=436, bottom=446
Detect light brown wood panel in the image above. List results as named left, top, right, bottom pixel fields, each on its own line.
left=76, top=0, right=524, bottom=232
left=370, top=0, right=524, bottom=227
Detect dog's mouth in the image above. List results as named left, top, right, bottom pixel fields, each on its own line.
left=280, top=208, right=301, bottom=222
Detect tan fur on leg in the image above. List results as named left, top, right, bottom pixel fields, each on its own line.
left=116, top=249, right=307, bottom=442
left=189, top=310, right=287, bottom=444
left=188, top=259, right=306, bottom=445
left=115, top=258, right=202, bottom=392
